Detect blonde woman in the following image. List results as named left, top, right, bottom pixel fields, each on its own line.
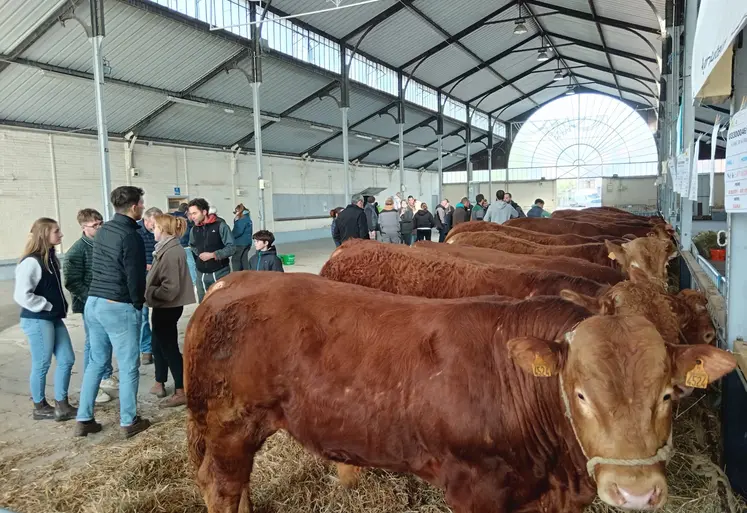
left=145, top=214, right=196, bottom=407
left=13, top=218, right=76, bottom=421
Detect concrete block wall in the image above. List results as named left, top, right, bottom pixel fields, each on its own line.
left=0, top=127, right=438, bottom=262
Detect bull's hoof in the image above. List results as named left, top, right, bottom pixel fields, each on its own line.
left=336, top=463, right=362, bottom=488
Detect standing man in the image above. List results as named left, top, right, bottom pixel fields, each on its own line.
left=64, top=208, right=114, bottom=404
left=188, top=198, right=235, bottom=303
left=504, top=192, right=526, bottom=218
left=527, top=198, right=551, bottom=218
left=452, top=197, right=471, bottom=226
left=378, top=197, right=401, bottom=243
left=434, top=199, right=451, bottom=242
left=137, top=207, right=162, bottom=365
left=471, top=194, right=488, bottom=221
left=484, top=189, right=519, bottom=224
left=333, top=194, right=369, bottom=245
left=75, top=186, right=150, bottom=438
left=364, top=197, right=379, bottom=241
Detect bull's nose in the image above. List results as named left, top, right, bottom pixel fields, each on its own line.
left=618, top=486, right=661, bottom=510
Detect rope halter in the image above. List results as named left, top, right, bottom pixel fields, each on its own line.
left=558, top=374, right=674, bottom=478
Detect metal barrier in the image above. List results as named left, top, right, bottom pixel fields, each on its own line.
left=696, top=253, right=728, bottom=295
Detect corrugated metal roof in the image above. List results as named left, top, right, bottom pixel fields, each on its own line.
left=561, top=45, right=612, bottom=70
left=194, top=57, right=334, bottom=113
left=412, top=45, right=480, bottom=89
left=586, top=83, right=621, bottom=99
left=536, top=11, right=601, bottom=44
left=270, top=0, right=399, bottom=39
left=460, top=12, right=539, bottom=63
left=441, top=133, right=467, bottom=152
left=0, top=0, right=67, bottom=54
left=353, top=107, right=430, bottom=139
left=403, top=125, right=439, bottom=147
left=139, top=103, right=254, bottom=146
left=435, top=153, right=466, bottom=170
left=417, top=0, right=514, bottom=36
left=608, top=55, right=659, bottom=81
left=594, top=0, right=663, bottom=31
left=449, top=68, right=502, bottom=104
left=363, top=144, right=403, bottom=166
left=255, top=123, right=334, bottom=155
left=354, top=9, right=445, bottom=68
left=292, top=88, right=390, bottom=127
left=316, top=135, right=379, bottom=161
left=21, top=0, right=244, bottom=91
left=405, top=151, right=439, bottom=169
left=0, top=63, right=167, bottom=133
left=601, top=26, right=661, bottom=63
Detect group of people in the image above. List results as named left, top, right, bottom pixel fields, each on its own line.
left=330, top=190, right=550, bottom=246
left=13, top=188, right=285, bottom=438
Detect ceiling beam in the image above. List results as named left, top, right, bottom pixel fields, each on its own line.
left=388, top=126, right=468, bottom=167
left=418, top=133, right=488, bottom=170
left=489, top=80, right=558, bottom=117
left=547, top=31, right=658, bottom=64
left=400, top=0, right=517, bottom=71
left=353, top=115, right=439, bottom=161
left=562, top=56, right=657, bottom=84
left=439, top=33, right=541, bottom=89
left=467, top=58, right=557, bottom=105
left=525, top=0, right=661, bottom=35
left=341, top=0, right=415, bottom=42
left=575, top=73, right=656, bottom=105
left=586, top=0, right=622, bottom=98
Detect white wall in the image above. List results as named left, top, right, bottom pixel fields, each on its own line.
left=601, top=176, right=658, bottom=207
left=0, top=127, right=438, bottom=261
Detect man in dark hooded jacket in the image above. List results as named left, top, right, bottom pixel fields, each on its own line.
left=452, top=197, right=471, bottom=226
left=504, top=192, right=526, bottom=218
left=333, top=195, right=369, bottom=245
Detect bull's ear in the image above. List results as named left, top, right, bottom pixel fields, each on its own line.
left=605, top=240, right=628, bottom=266
left=560, top=289, right=600, bottom=314
left=507, top=336, right=564, bottom=377
left=669, top=344, right=737, bottom=388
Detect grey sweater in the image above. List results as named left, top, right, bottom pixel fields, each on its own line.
left=484, top=200, right=519, bottom=224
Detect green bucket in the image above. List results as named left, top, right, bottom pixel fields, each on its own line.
left=280, top=254, right=295, bottom=265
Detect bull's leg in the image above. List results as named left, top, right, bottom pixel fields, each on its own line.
left=442, top=464, right=510, bottom=513
left=197, top=418, right=276, bottom=513
left=335, top=463, right=362, bottom=488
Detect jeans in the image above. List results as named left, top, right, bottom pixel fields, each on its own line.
left=77, top=297, right=141, bottom=426
left=140, top=306, right=152, bottom=355
left=184, top=247, right=197, bottom=284
left=196, top=266, right=231, bottom=303
left=231, top=245, right=251, bottom=272
left=83, top=311, right=113, bottom=380
left=152, top=306, right=185, bottom=389
left=20, top=318, right=75, bottom=403
left=416, top=229, right=433, bottom=241
left=438, top=229, right=449, bottom=243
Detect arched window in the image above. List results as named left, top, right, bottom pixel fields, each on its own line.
left=508, top=93, right=658, bottom=182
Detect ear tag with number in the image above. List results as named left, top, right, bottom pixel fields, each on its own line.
left=608, top=252, right=616, bottom=260
left=685, top=359, right=709, bottom=389
left=532, top=353, right=552, bottom=377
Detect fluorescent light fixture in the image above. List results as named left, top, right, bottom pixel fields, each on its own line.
left=166, top=95, right=208, bottom=108
left=355, top=134, right=373, bottom=140
left=310, top=124, right=335, bottom=133
left=537, top=49, right=550, bottom=62
left=224, top=108, right=235, bottom=114
left=388, top=141, right=399, bottom=146
left=261, top=114, right=281, bottom=122
left=416, top=147, right=429, bottom=151
left=514, top=19, right=528, bottom=35
left=553, top=70, right=564, bottom=81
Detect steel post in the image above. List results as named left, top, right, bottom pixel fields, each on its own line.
left=342, top=107, right=351, bottom=200
left=679, top=0, right=695, bottom=250
left=437, top=135, right=444, bottom=199
left=251, top=83, right=265, bottom=229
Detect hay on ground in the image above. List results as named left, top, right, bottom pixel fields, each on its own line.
left=0, top=393, right=743, bottom=513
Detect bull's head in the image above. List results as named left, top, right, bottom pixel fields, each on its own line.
left=507, top=315, right=735, bottom=510
left=605, top=237, right=676, bottom=290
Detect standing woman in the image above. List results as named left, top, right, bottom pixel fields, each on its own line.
left=399, top=203, right=414, bottom=245
left=231, top=204, right=253, bottom=271
left=145, top=214, right=196, bottom=407
left=13, top=218, right=77, bottom=421
left=330, top=207, right=344, bottom=247
left=413, top=203, right=436, bottom=241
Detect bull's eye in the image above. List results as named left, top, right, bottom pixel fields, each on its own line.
left=663, top=393, right=671, bottom=402
left=577, top=393, right=586, bottom=401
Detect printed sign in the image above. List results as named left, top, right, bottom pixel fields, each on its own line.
left=690, top=135, right=703, bottom=201
left=174, top=187, right=181, bottom=196
left=725, top=109, right=747, bottom=213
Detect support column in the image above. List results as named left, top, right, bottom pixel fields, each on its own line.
left=679, top=0, right=695, bottom=251
left=466, top=124, right=474, bottom=201
left=250, top=2, right=266, bottom=229
left=436, top=92, right=444, bottom=199
left=341, top=50, right=352, bottom=201
left=397, top=73, right=405, bottom=198
left=487, top=118, right=494, bottom=203
left=89, top=0, right=111, bottom=220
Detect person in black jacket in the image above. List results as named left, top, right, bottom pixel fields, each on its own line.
left=248, top=230, right=285, bottom=272
left=504, top=192, right=526, bottom=218
left=188, top=198, right=236, bottom=303
left=332, top=194, right=369, bottom=245
left=75, top=186, right=151, bottom=439
left=413, top=203, right=436, bottom=241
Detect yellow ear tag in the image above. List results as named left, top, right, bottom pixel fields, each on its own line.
left=685, top=359, right=709, bottom=389
left=608, top=252, right=616, bottom=260
left=532, top=353, right=552, bottom=377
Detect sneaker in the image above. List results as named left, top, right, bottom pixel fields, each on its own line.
left=74, top=419, right=103, bottom=437
left=100, top=376, right=119, bottom=390
left=54, top=398, right=78, bottom=422
left=95, top=389, right=112, bottom=404
left=32, top=399, right=55, bottom=420
left=121, top=416, right=151, bottom=439
left=141, top=353, right=153, bottom=365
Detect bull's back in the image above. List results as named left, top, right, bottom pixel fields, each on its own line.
left=506, top=217, right=650, bottom=238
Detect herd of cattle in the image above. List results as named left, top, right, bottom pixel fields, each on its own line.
left=182, top=206, right=737, bottom=513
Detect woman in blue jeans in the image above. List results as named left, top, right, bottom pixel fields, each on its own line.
left=13, top=218, right=77, bottom=421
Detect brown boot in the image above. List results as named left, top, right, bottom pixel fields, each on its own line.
left=141, top=353, right=153, bottom=365
left=74, top=419, right=102, bottom=437
left=160, top=389, right=187, bottom=408
left=150, top=382, right=167, bottom=398
left=32, top=399, right=55, bottom=420
left=54, top=398, right=78, bottom=422
left=121, top=416, right=151, bottom=439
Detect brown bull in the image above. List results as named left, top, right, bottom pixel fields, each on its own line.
left=322, top=240, right=605, bottom=299
left=413, top=239, right=625, bottom=285
left=444, top=221, right=627, bottom=245
left=506, top=217, right=656, bottom=238
left=184, top=272, right=736, bottom=513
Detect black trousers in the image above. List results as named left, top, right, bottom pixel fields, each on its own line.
left=231, top=245, right=251, bottom=272
left=416, top=230, right=433, bottom=241
left=151, top=306, right=184, bottom=389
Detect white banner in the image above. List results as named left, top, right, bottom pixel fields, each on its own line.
left=692, top=0, right=747, bottom=101
left=725, top=109, right=747, bottom=213
left=710, top=122, right=721, bottom=206
left=690, top=136, right=703, bottom=201
left=676, top=149, right=691, bottom=196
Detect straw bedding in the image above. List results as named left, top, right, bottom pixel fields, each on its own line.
left=0, top=392, right=742, bottom=513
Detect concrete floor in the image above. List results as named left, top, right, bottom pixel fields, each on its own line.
left=0, top=238, right=335, bottom=459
